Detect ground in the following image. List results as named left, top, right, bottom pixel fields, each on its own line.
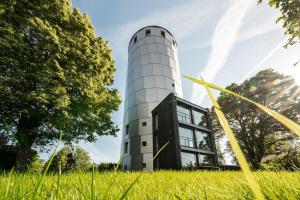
left=1, top=171, right=299, bottom=199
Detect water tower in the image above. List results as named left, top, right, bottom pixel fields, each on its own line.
left=121, top=26, right=182, bottom=170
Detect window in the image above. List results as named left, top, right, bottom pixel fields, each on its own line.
left=125, top=124, right=129, bottom=135
left=193, top=110, right=208, bottom=127
left=181, top=152, right=197, bottom=168
left=142, top=122, right=147, bottom=126
left=142, top=141, right=147, bottom=146
left=134, top=36, right=137, bottom=43
left=195, top=130, right=211, bottom=150
left=124, top=165, right=127, bottom=170
left=124, top=142, right=128, bottom=154
left=154, top=113, right=158, bottom=130
left=146, top=29, right=151, bottom=36
left=172, top=83, right=175, bottom=88
left=177, top=105, right=191, bottom=124
left=198, top=154, right=214, bottom=165
left=142, top=163, right=146, bottom=168
left=179, top=127, right=194, bottom=148
left=161, top=30, right=165, bottom=37
left=173, top=40, right=176, bottom=46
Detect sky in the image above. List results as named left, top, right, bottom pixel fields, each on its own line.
left=49, top=0, right=300, bottom=164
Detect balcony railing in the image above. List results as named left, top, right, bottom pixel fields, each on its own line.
left=177, top=111, right=191, bottom=124
left=179, top=136, right=194, bottom=148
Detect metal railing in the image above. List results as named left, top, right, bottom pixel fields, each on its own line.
left=177, top=111, right=191, bottom=124
left=179, top=136, right=194, bottom=148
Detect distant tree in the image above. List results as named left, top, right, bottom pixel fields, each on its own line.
left=73, top=147, right=92, bottom=171
left=0, top=0, right=121, bottom=171
left=261, top=141, right=300, bottom=170
left=46, top=146, right=91, bottom=173
left=258, top=0, right=300, bottom=47
left=28, top=154, right=43, bottom=174
left=212, top=69, right=300, bottom=169
left=215, top=143, right=225, bottom=165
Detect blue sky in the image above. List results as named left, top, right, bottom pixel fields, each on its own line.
left=61, top=0, right=300, bottom=163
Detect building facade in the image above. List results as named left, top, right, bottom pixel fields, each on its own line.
left=121, top=26, right=183, bottom=170
left=152, top=93, right=218, bottom=170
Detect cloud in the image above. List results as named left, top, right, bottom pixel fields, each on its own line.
left=191, top=0, right=253, bottom=104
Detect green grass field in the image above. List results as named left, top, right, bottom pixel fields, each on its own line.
left=1, top=171, right=300, bottom=200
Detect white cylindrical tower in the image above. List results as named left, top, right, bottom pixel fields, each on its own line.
left=121, top=26, right=182, bottom=170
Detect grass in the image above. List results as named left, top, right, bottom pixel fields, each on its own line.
left=1, top=170, right=300, bottom=200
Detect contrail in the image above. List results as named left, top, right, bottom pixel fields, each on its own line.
left=191, top=0, right=252, bottom=105
left=238, top=38, right=288, bottom=83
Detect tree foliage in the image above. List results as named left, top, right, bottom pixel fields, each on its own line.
left=28, top=154, right=43, bottom=174
left=212, top=69, right=300, bottom=169
left=258, top=0, right=300, bottom=47
left=46, top=146, right=92, bottom=173
left=0, top=0, right=121, bottom=170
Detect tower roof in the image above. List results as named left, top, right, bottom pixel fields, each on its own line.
left=129, top=25, right=176, bottom=45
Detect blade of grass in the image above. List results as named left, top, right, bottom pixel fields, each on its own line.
left=153, top=141, right=169, bottom=161
left=184, top=76, right=300, bottom=137
left=4, top=167, right=14, bottom=199
left=198, top=76, right=264, bottom=200
left=31, top=132, right=62, bottom=199
left=91, top=163, right=95, bottom=200
left=117, top=142, right=169, bottom=200
left=100, top=156, right=124, bottom=200
left=118, top=173, right=143, bottom=200
left=73, top=184, right=88, bottom=200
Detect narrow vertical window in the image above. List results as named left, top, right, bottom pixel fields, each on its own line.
left=154, top=113, right=158, bottom=130
left=125, top=124, right=129, bottom=135
left=146, top=29, right=151, bottom=36
left=134, top=36, right=137, bottom=43
left=161, top=30, right=165, bottom=38
left=124, top=142, right=128, bottom=153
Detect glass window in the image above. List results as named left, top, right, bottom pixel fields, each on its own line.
left=198, top=154, right=214, bottom=165
left=193, top=110, right=208, bottom=127
left=146, top=29, right=151, bottom=36
left=134, top=36, right=137, bottom=43
left=142, top=122, right=147, bottom=126
left=154, top=113, right=158, bottom=130
left=195, top=130, right=211, bottom=150
left=124, top=142, right=128, bottom=154
left=125, top=124, right=129, bottom=135
left=181, top=152, right=197, bottom=168
left=142, top=141, right=147, bottom=146
left=179, top=127, right=194, bottom=148
left=177, top=105, right=191, bottom=124
left=161, top=30, right=165, bottom=38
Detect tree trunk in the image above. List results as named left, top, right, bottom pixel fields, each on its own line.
left=15, top=144, right=31, bottom=171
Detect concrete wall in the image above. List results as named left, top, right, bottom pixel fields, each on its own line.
left=121, top=26, right=182, bottom=170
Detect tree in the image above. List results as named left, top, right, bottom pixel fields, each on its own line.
left=258, top=0, right=300, bottom=47
left=0, top=0, right=121, bottom=171
left=28, top=154, right=43, bottom=174
left=73, top=147, right=92, bottom=171
left=212, top=69, right=300, bottom=169
left=46, top=146, right=91, bottom=173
